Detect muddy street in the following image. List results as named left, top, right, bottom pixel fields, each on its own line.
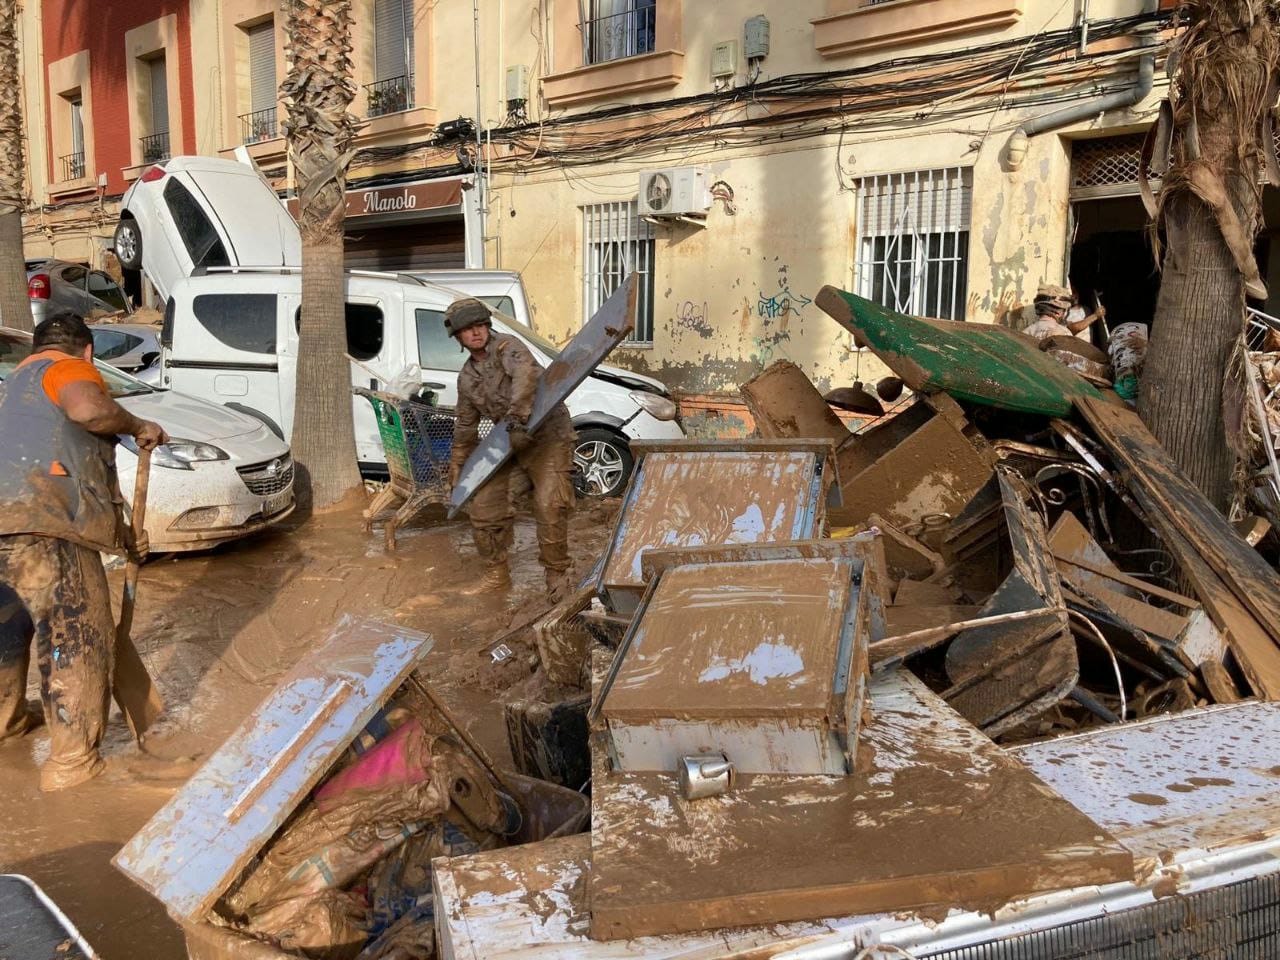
left=0, top=501, right=613, bottom=960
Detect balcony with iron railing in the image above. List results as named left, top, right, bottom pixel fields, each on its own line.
left=59, top=151, right=85, bottom=182
left=240, top=106, right=279, bottom=145
left=140, top=132, right=170, bottom=164
left=583, top=3, right=656, bottom=64
left=364, top=74, right=414, bottom=118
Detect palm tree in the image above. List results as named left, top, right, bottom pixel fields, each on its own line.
left=281, top=0, right=363, bottom=508
left=1138, top=0, right=1280, bottom=510
left=0, top=0, right=32, bottom=332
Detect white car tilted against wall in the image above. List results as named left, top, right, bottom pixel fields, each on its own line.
left=113, top=155, right=302, bottom=303
left=0, top=327, right=296, bottom=552
left=156, top=268, right=685, bottom=496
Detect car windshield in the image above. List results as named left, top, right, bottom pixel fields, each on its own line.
left=479, top=297, right=563, bottom=361
left=0, top=330, right=156, bottom=398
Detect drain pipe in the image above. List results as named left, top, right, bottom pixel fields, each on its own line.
left=1006, top=0, right=1158, bottom=170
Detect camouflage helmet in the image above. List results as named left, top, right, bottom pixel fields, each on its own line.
left=444, top=298, right=493, bottom=337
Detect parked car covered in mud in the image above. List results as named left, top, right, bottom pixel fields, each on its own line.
left=0, top=326, right=296, bottom=552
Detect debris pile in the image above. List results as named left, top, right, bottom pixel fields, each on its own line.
left=112, top=287, right=1280, bottom=957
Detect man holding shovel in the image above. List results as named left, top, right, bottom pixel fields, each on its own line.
left=0, top=311, right=166, bottom=791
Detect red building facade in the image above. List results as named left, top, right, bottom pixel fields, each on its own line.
left=42, top=0, right=196, bottom=200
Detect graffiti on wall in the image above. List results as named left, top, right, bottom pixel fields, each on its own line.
left=674, top=299, right=713, bottom=338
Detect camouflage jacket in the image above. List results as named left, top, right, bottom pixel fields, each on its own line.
left=452, top=333, right=573, bottom=466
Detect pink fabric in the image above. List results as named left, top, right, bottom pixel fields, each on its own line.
left=315, top=718, right=431, bottom=813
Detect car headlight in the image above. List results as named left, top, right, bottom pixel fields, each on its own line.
left=629, top=390, right=678, bottom=421
left=120, top=435, right=229, bottom=470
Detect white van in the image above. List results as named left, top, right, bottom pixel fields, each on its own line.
left=157, top=267, right=684, bottom=494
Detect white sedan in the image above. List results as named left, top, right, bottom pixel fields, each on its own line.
left=1, top=327, right=295, bottom=552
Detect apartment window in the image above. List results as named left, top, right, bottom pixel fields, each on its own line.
left=583, top=201, right=655, bottom=343
left=853, top=167, right=971, bottom=321
left=584, top=0, right=656, bottom=64
left=141, top=54, right=170, bottom=163
left=60, top=94, right=85, bottom=181
left=367, top=0, right=414, bottom=117
left=241, top=19, right=278, bottom=144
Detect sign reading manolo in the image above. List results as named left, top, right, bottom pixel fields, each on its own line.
left=286, top=179, right=465, bottom=220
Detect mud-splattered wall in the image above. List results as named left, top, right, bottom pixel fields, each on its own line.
left=491, top=113, right=1087, bottom=397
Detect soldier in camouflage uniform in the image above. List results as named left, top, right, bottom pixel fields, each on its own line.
left=445, top=299, right=576, bottom=598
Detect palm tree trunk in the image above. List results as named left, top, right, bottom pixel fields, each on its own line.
left=282, top=0, right=362, bottom=508
left=1137, top=0, right=1279, bottom=511
left=0, top=0, right=31, bottom=332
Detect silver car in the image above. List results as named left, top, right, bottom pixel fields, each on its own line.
left=89, top=321, right=162, bottom=374
left=27, top=258, right=132, bottom=324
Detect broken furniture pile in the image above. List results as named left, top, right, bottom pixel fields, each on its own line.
left=473, top=286, right=1280, bottom=949
left=112, top=619, right=588, bottom=960
left=111, top=285, right=1280, bottom=957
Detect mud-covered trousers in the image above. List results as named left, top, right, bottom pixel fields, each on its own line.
left=468, top=433, right=575, bottom=574
left=0, top=534, right=112, bottom=790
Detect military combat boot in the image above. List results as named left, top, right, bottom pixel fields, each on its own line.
left=461, top=564, right=512, bottom=596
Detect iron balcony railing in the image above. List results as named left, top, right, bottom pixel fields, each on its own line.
left=59, top=151, right=85, bottom=182
left=140, top=132, right=170, bottom=164
left=239, top=106, right=279, bottom=145
left=364, top=74, right=414, bottom=118
left=583, top=3, right=656, bottom=65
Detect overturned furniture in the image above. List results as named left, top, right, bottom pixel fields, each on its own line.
left=113, top=617, right=588, bottom=960
left=594, top=439, right=838, bottom=614
left=596, top=538, right=884, bottom=776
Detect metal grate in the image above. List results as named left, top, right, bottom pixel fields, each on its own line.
left=583, top=200, right=656, bottom=343
left=240, top=107, right=278, bottom=144
left=921, top=870, right=1280, bottom=960
left=852, top=166, right=972, bottom=321
left=237, top=455, right=294, bottom=496
left=1070, top=134, right=1150, bottom=191
left=59, top=151, right=85, bottom=181
left=141, top=132, right=170, bottom=164
left=365, top=74, right=414, bottom=118
left=583, top=0, right=656, bottom=65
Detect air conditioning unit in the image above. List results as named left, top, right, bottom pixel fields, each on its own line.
left=638, top=167, right=712, bottom=218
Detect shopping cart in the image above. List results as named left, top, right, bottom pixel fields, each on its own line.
left=355, top=386, right=461, bottom=550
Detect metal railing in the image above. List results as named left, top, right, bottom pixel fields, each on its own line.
left=583, top=4, right=656, bottom=65
left=140, top=132, right=170, bottom=164
left=59, top=151, right=85, bottom=181
left=239, top=107, right=279, bottom=145
left=364, top=74, right=414, bottom=118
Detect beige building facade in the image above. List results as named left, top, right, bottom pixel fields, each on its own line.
left=21, top=0, right=1194, bottom=395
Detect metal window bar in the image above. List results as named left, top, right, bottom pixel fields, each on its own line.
left=583, top=1, right=656, bottom=65
left=239, top=107, right=279, bottom=144
left=59, top=152, right=85, bottom=181
left=582, top=201, right=654, bottom=343
left=853, top=166, right=972, bottom=321
left=365, top=74, right=414, bottom=118
left=140, top=132, right=170, bottom=164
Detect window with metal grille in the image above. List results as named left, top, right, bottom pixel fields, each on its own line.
left=583, top=201, right=655, bottom=343
left=583, top=0, right=656, bottom=65
left=853, top=167, right=971, bottom=321
left=1069, top=134, right=1149, bottom=199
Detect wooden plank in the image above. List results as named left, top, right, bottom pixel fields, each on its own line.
left=1076, top=397, right=1280, bottom=647
left=588, top=671, right=1132, bottom=941
left=112, top=616, right=433, bottom=922
left=1057, top=565, right=1189, bottom=644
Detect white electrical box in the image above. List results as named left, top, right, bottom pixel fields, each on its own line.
left=711, top=40, right=738, bottom=79
left=637, top=167, right=712, bottom=217
left=505, top=65, right=529, bottom=103
left=745, top=15, right=770, bottom=60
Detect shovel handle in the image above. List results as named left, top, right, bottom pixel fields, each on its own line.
left=131, top=447, right=151, bottom=547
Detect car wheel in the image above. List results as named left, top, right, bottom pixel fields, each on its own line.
left=573, top=428, right=633, bottom=498
left=114, top=218, right=143, bottom=271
